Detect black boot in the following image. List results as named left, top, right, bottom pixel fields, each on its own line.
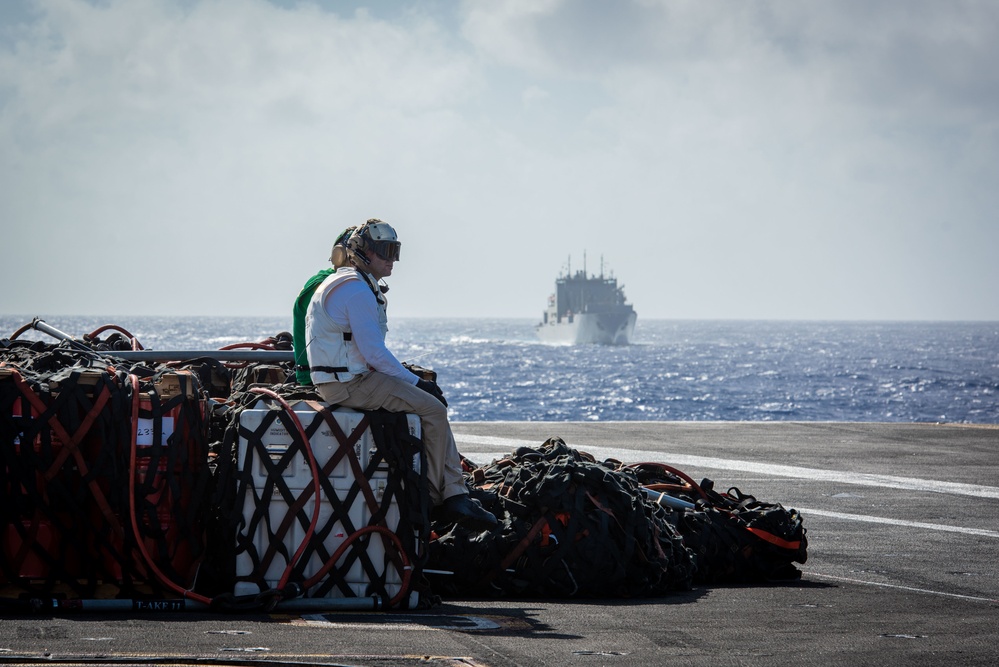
left=435, top=494, right=498, bottom=530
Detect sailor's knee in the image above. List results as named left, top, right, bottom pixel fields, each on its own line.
left=401, top=385, right=449, bottom=420
left=423, top=398, right=448, bottom=421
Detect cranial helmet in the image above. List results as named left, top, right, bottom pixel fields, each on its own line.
left=347, top=219, right=401, bottom=265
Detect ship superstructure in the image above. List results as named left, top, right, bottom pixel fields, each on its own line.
left=536, top=255, right=637, bottom=345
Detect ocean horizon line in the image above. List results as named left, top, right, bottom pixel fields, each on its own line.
left=4, top=314, right=998, bottom=325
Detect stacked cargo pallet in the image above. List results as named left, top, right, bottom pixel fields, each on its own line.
left=0, top=334, right=429, bottom=611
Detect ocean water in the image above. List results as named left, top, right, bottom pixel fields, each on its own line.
left=3, top=315, right=997, bottom=423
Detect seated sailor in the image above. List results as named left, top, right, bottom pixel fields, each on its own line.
left=302, top=219, right=497, bottom=529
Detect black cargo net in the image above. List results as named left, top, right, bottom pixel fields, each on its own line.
left=0, top=342, right=210, bottom=600
left=625, top=461, right=807, bottom=583
left=429, top=437, right=809, bottom=597
left=429, top=438, right=696, bottom=598
left=210, top=389, right=429, bottom=610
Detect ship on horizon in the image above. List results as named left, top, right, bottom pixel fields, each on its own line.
left=536, top=254, right=637, bottom=345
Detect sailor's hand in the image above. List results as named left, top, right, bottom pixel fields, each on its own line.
left=416, top=378, right=448, bottom=406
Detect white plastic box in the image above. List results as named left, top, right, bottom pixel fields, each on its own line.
left=233, top=402, right=421, bottom=606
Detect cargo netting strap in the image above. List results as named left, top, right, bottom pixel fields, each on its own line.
left=1, top=352, right=211, bottom=600
left=1, top=366, right=128, bottom=596
left=225, top=393, right=427, bottom=609
left=363, top=408, right=431, bottom=568
left=126, top=371, right=211, bottom=594
left=301, top=401, right=418, bottom=600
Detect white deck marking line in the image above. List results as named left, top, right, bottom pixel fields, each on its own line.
left=296, top=614, right=502, bottom=631
left=796, top=508, right=999, bottom=538
left=453, top=434, right=999, bottom=500
left=808, top=572, right=999, bottom=603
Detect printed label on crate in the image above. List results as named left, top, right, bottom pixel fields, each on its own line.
left=136, top=417, right=175, bottom=446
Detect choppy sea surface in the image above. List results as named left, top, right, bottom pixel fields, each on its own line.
left=3, top=315, right=997, bottom=423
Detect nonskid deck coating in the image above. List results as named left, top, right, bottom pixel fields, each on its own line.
left=1, top=422, right=997, bottom=667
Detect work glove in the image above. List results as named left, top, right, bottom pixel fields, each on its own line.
left=416, top=378, right=448, bottom=406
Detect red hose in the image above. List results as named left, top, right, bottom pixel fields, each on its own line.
left=628, top=462, right=709, bottom=500
left=127, top=374, right=212, bottom=605
left=247, top=387, right=323, bottom=592
left=8, top=322, right=33, bottom=339
left=84, top=324, right=145, bottom=350
left=218, top=342, right=275, bottom=351
left=301, top=525, right=413, bottom=609
left=217, top=341, right=278, bottom=368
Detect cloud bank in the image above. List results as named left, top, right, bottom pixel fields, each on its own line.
left=1, top=0, right=996, bottom=321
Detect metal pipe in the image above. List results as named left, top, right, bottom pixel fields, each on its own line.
left=94, top=350, right=295, bottom=362
left=37, top=595, right=381, bottom=613
left=642, top=487, right=696, bottom=510
left=23, top=319, right=294, bottom=363
left=29, top=318, right=96, bottom=354
left=44, top=598, right=207, bottom=612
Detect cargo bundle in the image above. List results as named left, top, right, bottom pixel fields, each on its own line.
left=204, top=391, right=430, bottom=609
left=2, top=319, right=809, bottom=614
left=427, top=437, right=807, bottom=598
left=1, top=321, right=430, bottom=612
left=0, top=346, right=209, bottom=600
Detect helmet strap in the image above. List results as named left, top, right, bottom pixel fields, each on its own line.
left=357, top=266, right=386, bottom=304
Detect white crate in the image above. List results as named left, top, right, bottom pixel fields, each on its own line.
left=233, top=402, right=421, bottom=606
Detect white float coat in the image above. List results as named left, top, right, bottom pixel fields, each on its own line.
left=305, top=267, right=419, bottom=385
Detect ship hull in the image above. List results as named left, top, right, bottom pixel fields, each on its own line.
left=536, top=309, right=636, bottom=345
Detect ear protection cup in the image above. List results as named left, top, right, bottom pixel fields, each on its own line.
left=331, top=244, right=349, bottom=268
left=330, top=225, right=359, bottom=267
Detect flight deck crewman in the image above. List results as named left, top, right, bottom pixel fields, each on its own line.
left=303, top=219, right=497, bottom=529
left=292, top=226, right=353, bottom=386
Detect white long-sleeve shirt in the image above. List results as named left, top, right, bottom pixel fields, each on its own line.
left=323, top=277, right=420, bottom=385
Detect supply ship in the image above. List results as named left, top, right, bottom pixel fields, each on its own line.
left=536, top=255, right=637, bottom=345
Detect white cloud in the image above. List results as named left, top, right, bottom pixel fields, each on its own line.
left=1, top=0, right=997, bottom=321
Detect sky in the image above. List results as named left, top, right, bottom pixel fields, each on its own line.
left=1, top=0, right=997, bottom=321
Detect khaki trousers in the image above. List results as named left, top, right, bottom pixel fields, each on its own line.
left=316, top=373, right=468, bottom=505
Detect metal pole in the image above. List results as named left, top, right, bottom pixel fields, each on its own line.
left=25, top=319, right=294, bottom=363
left=642, top=488, right=696, bottom=510
left=96, top=350, right=295, bottom=362
left=29, top=318, right=96, bottom=355
left=34, top=596, right=381, bottom=613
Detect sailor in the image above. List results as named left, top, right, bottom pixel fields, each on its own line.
left=292, top=226, right=354, bottom=386
left=303, top=219, right=497, bottom=529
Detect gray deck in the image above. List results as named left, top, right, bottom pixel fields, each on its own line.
left=2, top=422, right=997, bottom=666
